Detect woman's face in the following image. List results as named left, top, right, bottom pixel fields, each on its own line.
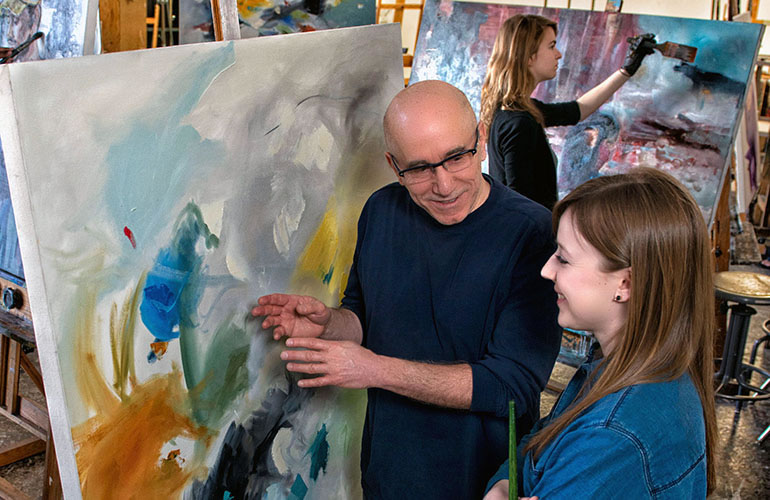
left=528, top=27, right=561, bottom=84
left=540, top=209, right=630, bottom=355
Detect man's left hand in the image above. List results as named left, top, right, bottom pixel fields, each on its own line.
left=281, top=337, right=380, bottom=389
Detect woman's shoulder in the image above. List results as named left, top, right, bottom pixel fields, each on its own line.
left=579, top=376, right=706, bottom=484
left=580, top=375, right=703, bottom=434
left=542, top=375, right=707, bottom=495
left=492, top=108, right=540, bottom=130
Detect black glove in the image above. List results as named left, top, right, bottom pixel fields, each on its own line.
left=622, top=33, right=656, bottom=77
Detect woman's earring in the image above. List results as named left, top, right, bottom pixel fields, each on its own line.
left=615, top=295, right=621, bottom=301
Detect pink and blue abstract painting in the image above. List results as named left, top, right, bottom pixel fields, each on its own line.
left=0, top=24, right=403, bottom=498
left=411, top=0, right=764, bottom=223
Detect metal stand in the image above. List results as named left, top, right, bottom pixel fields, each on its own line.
left=714, top=302, right=770, bottom=403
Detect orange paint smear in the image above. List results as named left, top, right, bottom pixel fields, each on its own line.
left=73, top=369, right=211, bottom=498
left=237, top=0, right=273, bottom=18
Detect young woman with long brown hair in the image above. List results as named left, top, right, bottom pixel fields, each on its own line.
left=485, top=168, right=717, bottom=498
left=480, top=15, right=652, bottom=210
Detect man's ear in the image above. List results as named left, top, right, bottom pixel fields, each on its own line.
left=477, top=120, right=488, bottom=162
left=385, top=152, right=404, bottom=185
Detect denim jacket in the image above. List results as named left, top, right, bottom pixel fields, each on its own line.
left=487, top=348, right=707, bottom=499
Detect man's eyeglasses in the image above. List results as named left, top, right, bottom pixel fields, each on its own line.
left=390, top=128, right=479, bottom=185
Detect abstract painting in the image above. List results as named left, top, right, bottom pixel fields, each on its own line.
left=180, top=0, right=375, bottom=44
left=0, top=24, right=403, bottom=498
left=1, top=0, right=97, bottom=282
left=411, top=0, right=764, bottom=223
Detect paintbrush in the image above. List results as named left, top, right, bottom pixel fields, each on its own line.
left=653, top=41, right=697, bottom=63
left=627, top=34, right=698, bottom=64
left=0, top=31, right=44, bottom=64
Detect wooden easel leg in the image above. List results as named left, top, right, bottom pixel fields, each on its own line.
left=42, top=426, right=62, bottom=500
left=4, top=340, right=21, bottom=414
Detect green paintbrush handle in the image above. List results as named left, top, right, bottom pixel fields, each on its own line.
left=509, top=400, right=517, bottom=500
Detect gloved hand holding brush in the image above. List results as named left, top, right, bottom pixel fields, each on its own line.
left=621, top=33, right=656, bottom=76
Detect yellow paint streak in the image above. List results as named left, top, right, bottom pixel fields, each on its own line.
left=75, top=290, right=120, bottom=416
left=110, top=275, right=145, bottom=400
left=237, top=0, right=274, bottom=18
left=73, top=369, right=210, bottom=498
left=290, top=194, right=358, bottom=305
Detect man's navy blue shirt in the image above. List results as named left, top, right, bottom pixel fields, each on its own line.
left=341, top=175, right=561, bottom=499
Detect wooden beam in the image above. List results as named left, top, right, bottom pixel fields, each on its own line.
left=43, top=427, right=62, bottom=500
left=19, top=397, right=48, bottom=433
left=19, top=351, right=44, bottom=396
left=0, top=475, right=33, bottom=500
left=4, top=339, right=20, bottom=414
left=100, top=0, right=148, bottom=52
left=0, top=437, right=46, bottom=467
left=0, top=406, right=46, bottom=440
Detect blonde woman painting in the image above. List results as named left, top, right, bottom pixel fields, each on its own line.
left=480, top=15, right=653, bottom=209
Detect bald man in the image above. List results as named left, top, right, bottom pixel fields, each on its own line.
left=252, top=81, right=560, bottom=499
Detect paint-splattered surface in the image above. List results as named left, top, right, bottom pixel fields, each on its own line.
left=0, top=25, right=403, bottom=498
left=180, top=0, right=375, bottom=44
left=411, top=0, right=764, bottom=224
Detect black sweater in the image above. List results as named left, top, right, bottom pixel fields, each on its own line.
left=488, top=99, right=580, bottom=210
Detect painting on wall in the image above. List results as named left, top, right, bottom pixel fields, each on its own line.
left=0, top=0, right=98, bottom=283
left=180, top=0, right=376, bottom=44
left=411, top=0, right=764, bottom=223
left=0, top=24, right=403, bottom=498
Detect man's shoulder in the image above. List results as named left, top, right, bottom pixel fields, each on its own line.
left=361, top=182, right=406, bottom=210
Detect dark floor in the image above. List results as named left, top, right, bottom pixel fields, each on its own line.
left=1, top=277, right=769, bottom=499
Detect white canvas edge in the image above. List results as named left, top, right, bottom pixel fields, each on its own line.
left=83, top=0, right=100, bottom=55
left=734, top=106, right=750, bottom=214
left=0, top=66, right=83, bottom=500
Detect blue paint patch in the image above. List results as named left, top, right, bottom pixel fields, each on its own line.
left=306, top=424, right=329, bottom=481
left=288, top=474, right=308, bottom=500
left=140, top=202, right=219, bottom=346
left=322, top=264, right=334, bottom=285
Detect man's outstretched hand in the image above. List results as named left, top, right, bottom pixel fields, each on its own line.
left=251, top=293, right=331, bottom=340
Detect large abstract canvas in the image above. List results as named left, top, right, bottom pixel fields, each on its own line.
left=180, top=0, right=375, bottom=44
left=0, top=24, right=403, bottom=498
left=411, top=0, right=764, bottom=223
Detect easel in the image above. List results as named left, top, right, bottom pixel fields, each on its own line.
left=147, top=3, right=161, bottom=49
left=210, top=0, right=240, bottom=42
left=0, top=277, right=61, bottom=499
left=376, top=0, right=425, bottom=85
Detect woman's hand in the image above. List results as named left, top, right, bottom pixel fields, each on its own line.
left=482, top=479, right=539, bottom=500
